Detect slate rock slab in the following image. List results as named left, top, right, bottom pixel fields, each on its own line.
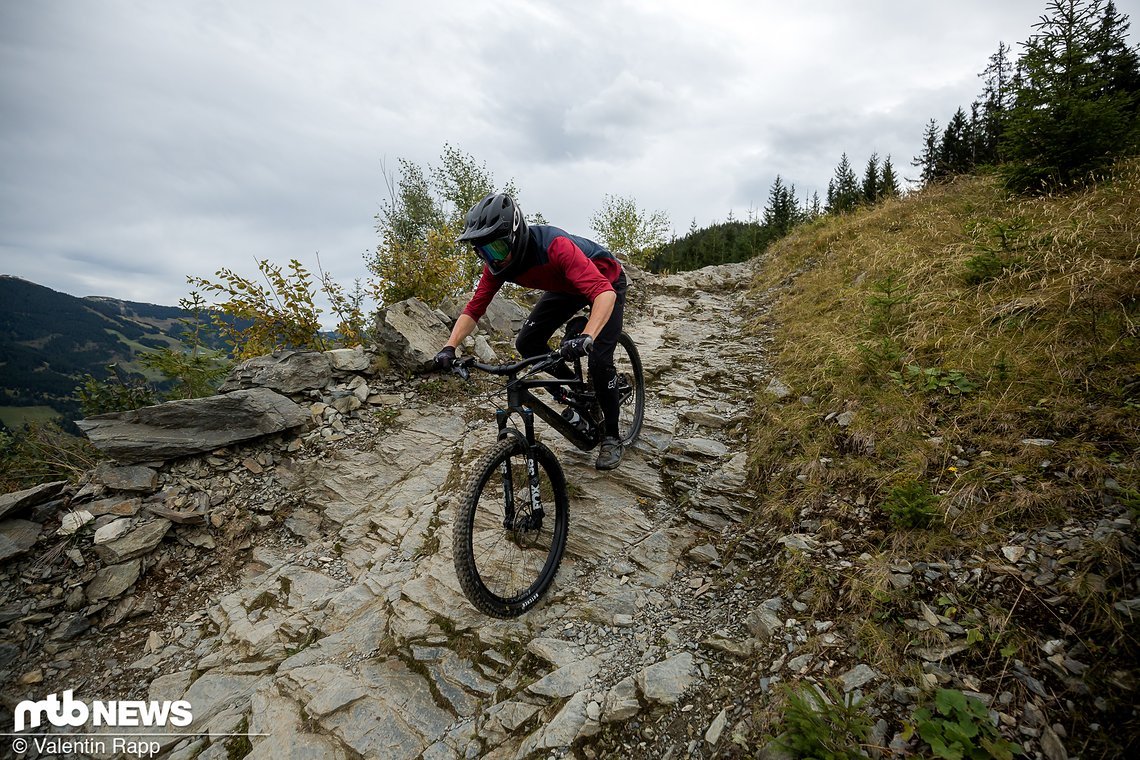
left=636, top=652, right=695, bottom=705
left=0, top=519, right=41, bottom=562
left=94, top=519, right=172, bottom=563
left=0, top=481, right=67, bottom=520
left=94, top=463, right=158, bottom=492
left=220, top=350, right=334, bottom=394
left=325, top=347, right=371, bottom=372
left=440, top=293, right=528, bottom=337
left=77, top=388, right=309, bottom=464
left=86, top=559, right=142, bottom=600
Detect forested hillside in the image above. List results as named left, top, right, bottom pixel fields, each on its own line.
left=0, top=276, right=227, bottom=427
left=648, top=220, right=767, bottom=273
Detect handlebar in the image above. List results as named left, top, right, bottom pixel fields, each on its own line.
left=449, top=348, right=567, bottom=381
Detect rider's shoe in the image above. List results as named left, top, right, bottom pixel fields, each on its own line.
left=595, top=437, right=624, bottom=470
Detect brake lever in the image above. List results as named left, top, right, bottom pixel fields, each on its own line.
left=450, top=360, right=471, bottom=381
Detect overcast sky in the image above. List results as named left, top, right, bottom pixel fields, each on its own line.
left=1, top=0, right=1128, bottom=311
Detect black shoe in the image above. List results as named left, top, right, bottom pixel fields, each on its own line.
left=595, top=437, right=624, bottom=470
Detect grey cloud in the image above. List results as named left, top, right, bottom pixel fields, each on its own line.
left=564, top=72, right=675, bottom=146
left=1, top=0, right=1110, bottom=312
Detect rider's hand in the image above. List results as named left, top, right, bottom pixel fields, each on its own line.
left=561, top=334, right=594, bottom=359
left=434, top=345, right=457, bottom=370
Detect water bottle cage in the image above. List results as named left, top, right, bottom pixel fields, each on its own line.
left=561, top=406, right=595, bottom=437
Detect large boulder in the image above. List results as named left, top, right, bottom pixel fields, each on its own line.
left=219, top=350, right=334, bottom=394
left=374, top=298, right=453, bottom=372
left=439, top=294, right=529, bottom=338
left=76, top=388, right=309, bottom=464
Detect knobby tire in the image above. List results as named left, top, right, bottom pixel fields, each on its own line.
left=453, top=437, right=570, bottom=618
left=614, top=332, right=645, bottom=446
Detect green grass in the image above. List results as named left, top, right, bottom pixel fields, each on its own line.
left=0, top=406, right=62, bottom=429
left=103, top=328, right=175, bottom=380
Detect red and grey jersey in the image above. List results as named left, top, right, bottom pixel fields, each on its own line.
left=461, top=225, right=623, bottom=322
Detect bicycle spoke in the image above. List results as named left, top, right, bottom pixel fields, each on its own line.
left=611, top=335, right=645, bottom=445
left=467, top=451, right=557, bottom=602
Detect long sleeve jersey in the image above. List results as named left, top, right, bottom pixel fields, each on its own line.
left=461, top=225, right=623, bottom=322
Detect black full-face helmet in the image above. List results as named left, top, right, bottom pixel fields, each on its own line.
left=457, top=193, right=528, bottom=277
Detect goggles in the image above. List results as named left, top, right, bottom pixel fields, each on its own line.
left=475, top=238, right=511, bottom=264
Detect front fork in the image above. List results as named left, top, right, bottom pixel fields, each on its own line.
left=496, top=408, right=545, bottom=531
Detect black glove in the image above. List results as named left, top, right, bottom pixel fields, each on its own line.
left=434, top=346, right=457, bottom=370
left=561, top=334, right=594, bottom=359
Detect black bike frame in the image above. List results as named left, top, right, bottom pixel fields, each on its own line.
left=457, top=352, right=600, bottom=452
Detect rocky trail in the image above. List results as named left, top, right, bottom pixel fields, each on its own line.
left=2, top=259, right=1130, bottom=759
left=1, top=261, right=784, bottom=759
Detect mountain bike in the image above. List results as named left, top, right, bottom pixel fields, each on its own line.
left=447, top=318, right=644, bottom=618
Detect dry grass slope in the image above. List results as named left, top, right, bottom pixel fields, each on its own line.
left=752, top=159, right=1138, bottom=529
left=745, top=158, right=1139, bottom=756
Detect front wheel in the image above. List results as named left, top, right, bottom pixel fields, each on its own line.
left=453, top=437, right=570, bottom=618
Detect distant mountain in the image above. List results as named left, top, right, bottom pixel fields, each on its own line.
left=0, top=275, right=230, bottom=427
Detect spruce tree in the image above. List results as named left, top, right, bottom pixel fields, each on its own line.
left=913, top=119, right=940, bottom=186
left=827, top=154, right=860, bottom=213
left=976, top=41, right=1014, bottom=163
left=938, top=107, right=973, bottom=176
left=1094, top=1, right=1140, bottom=102
left=879, top=155, right=901, bottom=198
left=1003, top=0, right=1140, bottom=191
left=861, top=153, right=880, bottom=205
left=763, top=175, right=798, bottom=237
left=969, top=102, right=983, bottom=166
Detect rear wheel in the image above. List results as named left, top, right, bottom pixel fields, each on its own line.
left=453, top=437, right=569, bottom=618
left=611, top=333, right=645, bottom=446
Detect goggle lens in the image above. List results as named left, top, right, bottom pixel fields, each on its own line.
left=475, top=239, right=511, bottom=263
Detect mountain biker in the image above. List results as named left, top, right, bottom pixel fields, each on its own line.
left=434, top=193, right=628, bottom=470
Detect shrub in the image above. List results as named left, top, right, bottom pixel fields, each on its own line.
left=0, top=423, right=102, bottom=492
left=138, top=292, right=231, bottom=399
left=368, top=145, right=525, bottom=308
left=907, top=689, right=1023, bottom=760
left=370, top=221, right=470, bottom=308
left=317, top=263, right=370, bottom=346
left=76, top=365, right=158, bottom=416
left=889, top=364, right=978, bottom=396
left=882, top=480, right=941, bottom=529
left=962, top=219, right=1030, bottom=285
left=962, top=252, right=1015, bottom=285
left=865, top=271, right=911, bottom=336
left=858, top=271, right=912, bottom=375
left=772, top=681, right=873, bottom=760
left=189, top=259, right=330, bottom=359
left=589, top=194, right=671, bottom=268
